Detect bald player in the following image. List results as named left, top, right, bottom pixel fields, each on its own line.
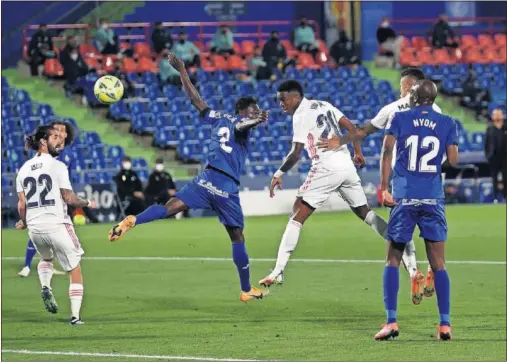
left=374, top=80, right=458, bottom=341
left=317, top=68, right=442, bottom=304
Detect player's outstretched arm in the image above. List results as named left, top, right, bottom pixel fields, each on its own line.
left=61, top=189, right=96, bottom=208
left=445, top=145, right=459, bottom=168
left=17, top=192, right=27, bottom=229
left=167, top=53, right=208, bottom=113
left=269, top=142, right=304, bottom=198
left=235, top=110, right=269, bottom=132
left=380, top=134, right=397, bottom=208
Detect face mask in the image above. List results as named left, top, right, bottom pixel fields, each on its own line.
left=381, top=21, right=390, bottom=28
left=122, top=162, right=132, bottom=170
left=155, top=164, right=164, bottom=172
left=70, top=52, right=78, bottom=61
left=179, top=39, right=185, bottom=44
left=300, top=22, right=306, bottom=27
left=101, top=24, right=108, bottom=29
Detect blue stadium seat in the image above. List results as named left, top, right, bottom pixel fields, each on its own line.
left=470, top=132, right=485, bottom=151
left=457, top=132, right=471, bottom=152
left=478, top=180, right=496, bottom=203
left=109, top=101, right=128, bottom=121
left=13, top=89, right=31, bottom=103
left=107, top=145, right=124, bottom=161
left=36, top=103, right=54, bottom=118
left=337, top=67, right=352, bottom=80
left=355, top=65, right=370, bottom=79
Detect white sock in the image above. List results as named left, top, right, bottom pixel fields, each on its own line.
left=69, top=283, right=84, bottom=319
left=37, top=260, right=54, bottom=289
left=273, top=219, right=302, bottom=274
left=364, top=211, right=418, bottom=277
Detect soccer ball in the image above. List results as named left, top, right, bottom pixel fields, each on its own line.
left=94, top=75, right=124, bottom=104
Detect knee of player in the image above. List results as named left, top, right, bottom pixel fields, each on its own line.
left=353, top=204, right=371, bottom=220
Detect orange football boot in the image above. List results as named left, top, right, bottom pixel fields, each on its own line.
left=411, top=270, right=425, bottom=305
left=437, top=325, right=452, bottom=341
left=374, top=322, right=399, bottom=340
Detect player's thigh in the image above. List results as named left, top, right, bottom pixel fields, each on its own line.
left=51, top=224, right=85, bottom=272
left=418, top=200, right=447, bottom=242
left=386, top=202, right=418, bottom=243
left=214, top=192, right=245, bottom=232
left=297, top=168, right=337, bottom=209
left=28, top=232, right=54, bottom=261
left=336, top=170, right=368, bottom=209
left=174, top=175, right=213, bottom=211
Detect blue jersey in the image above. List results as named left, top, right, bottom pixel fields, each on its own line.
left=202, top=108, right=249, bottom=183
left=58, top=147, right=72, bottom=178
left=386, top=105, right=458, bottom=199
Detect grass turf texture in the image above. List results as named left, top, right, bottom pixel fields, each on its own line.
left=2, top=204, right=505, bottom=361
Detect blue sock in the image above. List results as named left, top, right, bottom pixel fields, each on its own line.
left=232, top=242, right=251, bottom=292
left=24, top=240, right=37, bottom=268
left=383, top=266, right=399, bottom=324
left=434, top=269, right=451, bottom=326
left=135, top=205, right=168, bottom=225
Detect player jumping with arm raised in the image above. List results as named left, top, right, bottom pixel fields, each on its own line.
left=17, top=125, right=97, bottom=324
left=259, top=80, right=397, bottom=289
left=108, top=53, right=269, bottom=302
left=317, top=67, right=442, bottom=303
left=374, top=80, right=458, bottom=341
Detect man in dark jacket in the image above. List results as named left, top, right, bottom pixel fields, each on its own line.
left=114, top=156, right=146, bottom=215
left=376, top=17, right=402, bottom=67
left=151, top=21, right=173, bottom=54
left=431, top=14, right=459, bottom=49
left=330, top=30, right=360, bottom=66
left=60, top=36, right=90, bottom=92
left=144, top=158, right=177, bottom=206
left=262, top=31, right=295, bottom=73
left=28, top=24, right=56, bottom=76
left=485, top=108, right=507, bottom=200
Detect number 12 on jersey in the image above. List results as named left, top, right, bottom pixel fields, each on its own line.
left=405, top=135, right=440, bottom=173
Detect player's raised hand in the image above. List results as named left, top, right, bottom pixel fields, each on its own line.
left=353, top=153, right=366, bottom=168
left=167, top=52, right=185, bottom=71
left=258, top=110, right=269, bottom=124
left=381, top=190, right=398, bottom=208
left=15, top=219, right=26, bottom=230
left=87, top=199, right=98, bottom=209
left=316, top=135, right=343, bottom=152
left=269, top=177, right=283, bottom=198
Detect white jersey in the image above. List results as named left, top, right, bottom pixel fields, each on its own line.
left=16, top=153, right=73, bottom=233
left=292, top=97, right=354, bottom=170
left=370, top=94, right=441, bottom=130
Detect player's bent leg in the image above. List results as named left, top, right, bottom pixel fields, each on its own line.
left=375, top=240, right=404, bottom=341
left=68, top=264, right=84, bottom=325
left=260, top=198, right=314, bottom=287
left=425, top=240, right=451, bottom=340
left=225, top=227, right=268, bottom=303
left=109, top=197, right=188, bottom=241
left=38, top=259, right=58, bottom=314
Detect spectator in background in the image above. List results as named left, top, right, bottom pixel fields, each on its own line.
left=28, top=24, right=56, bottom=76
left=431, top=14, right=461, bottom=58
left=294, top=17, right=318, bottom=58
left=95, top=18, right=119, bottom=55
left=114, top=156, right=146, bottom=215
left=485, top=108, right=507, bottom=201
left=248, top=46, right=271, bottom=80
left=151, top=21, right=173, bottom=54
left=376, top=17, right=402, bottom=68
left=172, top=32, right=201, bottom=68
left=144, top=158, right=177, bottom=206
left=60, top=36, right=90, bottom=93
left=111, top=59, right=135, bottom=98
left=330, top=30, right=361, bottom=66
left=159, top=49, right=182, bottom=85
left=262, top=31, right=295, bottom=74
left=210, top=24, right=234, bottom=55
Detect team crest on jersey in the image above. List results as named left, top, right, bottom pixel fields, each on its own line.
left=209, top=110, right=223, bottom=119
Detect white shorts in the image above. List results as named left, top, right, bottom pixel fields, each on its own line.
left=297, top=166, right=368, bottom=209
left=28, top=224, right=84, bottom=272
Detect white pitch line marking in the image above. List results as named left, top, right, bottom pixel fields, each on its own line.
left=1, top=256, right=505, bottom=265
left=1, top=349, right=270, bottom=362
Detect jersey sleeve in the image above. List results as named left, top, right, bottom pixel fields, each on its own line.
left=385, top=112, right=401, bottom=138
left=200, top=108, right=221, bottom=125
left=446, top=118, right=459, bottom=146
left=432, top=103, right=442, bottom=114
left=292, top=113, right=307, bottom=144
left=370, top=104, right=392, bottom=130
left=56, top=161, right=73, bottom=191
left=16, top=173, right=23, bottom=193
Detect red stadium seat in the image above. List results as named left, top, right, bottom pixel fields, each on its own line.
left=120, top=42, right=131, bottom=51
left=411, top=36, right=429, bottom=50
left=137, top=57, right=157, bottom=72
left=84, top=57, right=101, bottom=70
left=211, top=55, right=228, bottom=70
left=233, top=41, right=241, bottom=55
left=122, top=57, right=138, bottom=73
left=296, top=53, right=319, bottom=70
left=400, top=50, right=417, bottom=66
left=478, top=34, right=494, bottom=48
left=460, top=35, right=478, bottom=50
left=464, top=49, right=482, bottom=64
left=281, top=39, right=294, bottom=51
left=200, top=54, right=215, bottom=72
left=134, top=42, right=152, bottom=58
left=494, top=33, right=506, bottom=47
left=483, top=47, right=499, bottom=63
left=241, top=40, right=256, bottom=56
left=43, top=58, right=64, bottom=77
left=401, top=37, right=411, bottom=49
left=497, top=46, right=507, bottom=63
left=228, top=55, right=247, bottom=71
left=318, top=40, right=329, bottom=55
left=194, top=41, right=204, bottom=52
left=79, top=43, right=99, bottom=57
left=433, top=48, right=452, bottom=65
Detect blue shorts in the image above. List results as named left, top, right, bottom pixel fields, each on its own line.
left=175, top=169, right=244, bottom=228
left=387, top=199, right=447, bottom=243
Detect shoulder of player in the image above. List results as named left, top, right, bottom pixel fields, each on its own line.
left=208, top=109, right=238, bottom=122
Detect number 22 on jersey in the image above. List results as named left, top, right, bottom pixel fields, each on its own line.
left=23, top=174, right=55, bottom=208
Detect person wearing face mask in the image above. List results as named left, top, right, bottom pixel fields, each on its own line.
left=330, top=30, right=361, bottom=66
left=60, top=36, right=90, bottom=93
left=27, top=24, right=56, bottom=76
left=262, top=31, right=295, bottom=75
left=293, top=17, right=318, bottom=59
left=376, top=17, right=403, bottom=68
left=151, top=21, right=173, bottom=54
left=210, top=24, right=235, bottom=55
left=114, top=156, right=147, bottom=216
left=144, top=158, right=177, bottom=207
left=172, top=32, right=201, bottom=68
left=95, top=18, right=119, bottom=55
left=485, top=108, right=507, bottom=201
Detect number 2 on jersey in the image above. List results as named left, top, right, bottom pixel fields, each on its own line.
left=405, top=135, right=440, bottom=172
left=23, top=174, right=55, bottom=208
left=217, top=127, right=233, bottom=153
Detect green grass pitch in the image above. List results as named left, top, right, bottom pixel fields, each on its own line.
left=1, top=204, right=506, bottom=361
